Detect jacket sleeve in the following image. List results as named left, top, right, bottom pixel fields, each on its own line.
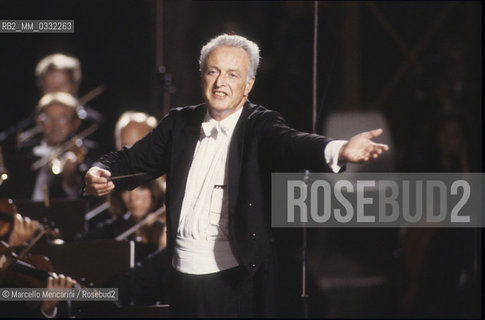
left=258, top=109, right=334, bottom=173
left=92, top=109, right=176, bottom=190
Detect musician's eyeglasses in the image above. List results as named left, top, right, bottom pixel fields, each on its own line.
left=38, top=113, right=74, bottom=125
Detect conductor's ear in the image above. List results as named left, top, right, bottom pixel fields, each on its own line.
left=244, top=77, right=255, bottom=97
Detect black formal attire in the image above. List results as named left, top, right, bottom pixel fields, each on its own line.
left=91, top=102, right=334, bottom=317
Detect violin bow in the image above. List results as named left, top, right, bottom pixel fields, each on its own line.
left=115, top=204, right=166, bottom=241
left=31, top=122, right=99, bottom=171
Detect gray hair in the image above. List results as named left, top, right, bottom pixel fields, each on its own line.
left=36, top=91, right=79, bottom=115
left=114, top=111, right=157, bottom=150
left=199, top=34, right=260, bottom=83
left=35, top=53, right=82, bottom=87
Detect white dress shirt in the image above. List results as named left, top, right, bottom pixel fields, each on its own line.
left=32, top=140, right=56, bottom=201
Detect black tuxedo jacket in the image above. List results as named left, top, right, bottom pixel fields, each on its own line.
left=93, top=101, right=334, bottom=313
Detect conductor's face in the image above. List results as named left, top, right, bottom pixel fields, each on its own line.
left=202, top=46, right=255, bottom=121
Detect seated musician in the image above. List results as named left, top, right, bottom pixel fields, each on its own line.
left=35, top=53, right=81, bottom=96
left=0, top=92, right=101, bottom=201
left=34, top=53, right=103, bottom=124
left=114, top=111, right=158, bottom=151
left=99, top=111, right=170, bottom=307
left=0, top=211, right=75, bottom=318
left=83, top=111, right=166, bottom=259
left=82, top=179, right=165, bottom=255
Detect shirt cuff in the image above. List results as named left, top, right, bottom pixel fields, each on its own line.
left=324, top=140, right=347, bottom=173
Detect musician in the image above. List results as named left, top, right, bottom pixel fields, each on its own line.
left=114, top=111, right=158, bottom=151
left=83, top=111, right=165, bottom=259
left=84, top=111, right=169, bottom=306
left=34, top=53, right=103, bottom=129
left=35, top=54, right=81, bottom=96
left=0, top=212, right=75, bottom=318
left=85, top=111, right=160, bottom=229
left=0, top=92, right=101, bottom=200
left=0, top=264, right=76, bottom=318
left=116, top=111, right=166, bottom=193
left=82, top=179, right=164, bottom=249
left=84, top=34, right=388, bottom=317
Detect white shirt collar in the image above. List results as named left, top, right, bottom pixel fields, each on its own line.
left=201, top=107, right=243, bottom=137
left=32, top=139, right=55, bottom=158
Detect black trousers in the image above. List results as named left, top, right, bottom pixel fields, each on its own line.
left=169, top=266, right=255, bottom=318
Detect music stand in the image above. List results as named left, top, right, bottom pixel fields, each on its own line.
left=14, top=198, right=87, bottom=241
left=30, top=240, right=133, bottom=287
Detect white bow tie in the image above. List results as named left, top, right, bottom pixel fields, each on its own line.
left=201, top=120, right=228, bottom=137
left=33, top=143, right=55, bottom=158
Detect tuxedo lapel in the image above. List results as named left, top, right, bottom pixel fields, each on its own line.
left=168, top=105, right=206, bottom=238
left=227, top=103, right=252, bottom=221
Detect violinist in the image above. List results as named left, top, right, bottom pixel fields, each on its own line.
left=0, top=202, right=76, bottom=318
left=82, top=180, right=165, bottom=259
left=0, top=54, right=80, bottom=154
left=35, top=53, right=81, bottom=96
left=94, top=111, right=169, bottom=307
left=0, top=92, right=102, bottom=200
left=82, top=111, right=166, bottom=260
left=34, top=53, right=103, bottom=125
left=114, top=111, right=158, bottom=151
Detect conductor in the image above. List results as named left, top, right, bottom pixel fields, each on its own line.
left=84, top=33, right=388, bottom=317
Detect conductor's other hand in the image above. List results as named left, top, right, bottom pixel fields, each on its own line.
left=84, top=167, right=114, bottom=196
left=338, top=128, right=389, bottom=164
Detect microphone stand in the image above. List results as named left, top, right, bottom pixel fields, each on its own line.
left=301, top=2, right=319, bottom=318
left=301, top=169, right=310, bottom=319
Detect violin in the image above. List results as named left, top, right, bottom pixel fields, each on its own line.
left=0, top=240, right=53, bottom=288
left=0, top=240, right=91, bottom=297
left=0, top=199, right=91, bottom=318
left=49, top=137, right=88, bottom=176
left=0, top=200, right=69, bottom=289
left=31, top=123, right=99, bottom=174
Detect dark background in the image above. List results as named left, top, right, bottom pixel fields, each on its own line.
left=0, top=1, right=482, bottom=318
left=0, top=1, right=481, bottom=166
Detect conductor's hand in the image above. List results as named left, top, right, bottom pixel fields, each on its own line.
left=338, top=128, right=389, bottom=164
left=84, top=167, right=114, bottom=196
